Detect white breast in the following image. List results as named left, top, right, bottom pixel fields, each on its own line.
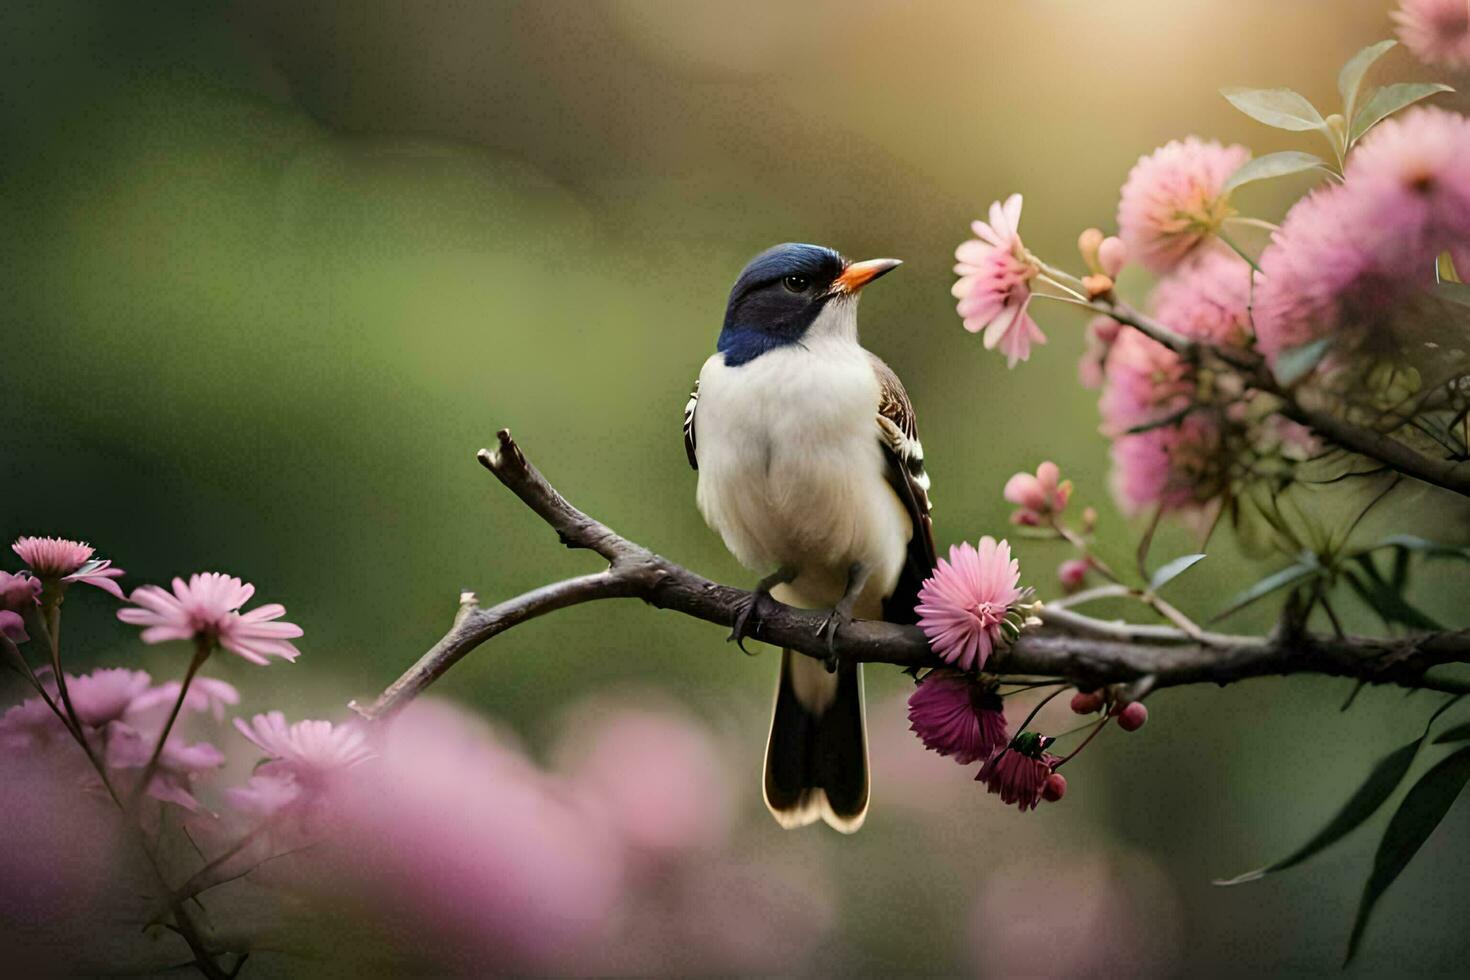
left=693, top=324, right=911, bottom=614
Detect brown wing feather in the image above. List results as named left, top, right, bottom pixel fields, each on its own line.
left=868, top=353, right=936, bottom=624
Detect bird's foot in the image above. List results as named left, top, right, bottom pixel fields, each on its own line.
left=814, top=607, right=852, bottom=672
left=727, top=566, right=798, bottom=655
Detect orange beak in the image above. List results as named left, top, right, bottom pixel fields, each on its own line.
left=831, top=257, right=902, bottom=295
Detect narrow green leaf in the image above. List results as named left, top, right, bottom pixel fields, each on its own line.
left=1222, top=151, right=1328, bottom=194
left=1273, top=337, right=1333, bottom=386
left=1216, top=697, right=1460, bottom=888
left=1211, top=560, right=1320, bottom=622
left=1350, top=82, right=1454, bottom=144
left=1438, top=280, right=1470, bottom=309
left=1338, top=40, right=1397, bottom=123
left=1364, top=534, right=1470, bottom=561
left=1221, top=86, right=1329, bottom=132
left=1434, top=722, right=1470, bottom=744
left=1346, top=556, right=1445, bottom=631
left=1150, top=553, right=1207, bottom=592
left=1345, top=746, right=1470, bottom=964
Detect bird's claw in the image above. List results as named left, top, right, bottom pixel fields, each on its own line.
left=815, top=608, right=850, bottom=673
left=727, top=591, right=770, bottom=655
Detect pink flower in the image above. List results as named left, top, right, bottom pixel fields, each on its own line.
left=1149, top=248, right=1254, bottom=349
left=225, top=771, right=303, bottom=818
left=0, top=571, right=41, bottom=612
left=0, top=696, right=66, bottom=747
left=915, top=538, right=1026, bottom=672
left=1109, top=414, right=1224, bottom=517
left=1117, top=138, right=1250, bottom=274
left=63, top=668, right=153, bottom=728
left=10, top=536, right=125, bottom=599
left=117, top=573, right=302, bottom=664
left=127, top=676, right=240, bottom=722
left=907, top=669, right=1009, bottom=765
left=1394, top=0, right=1470, bottom=68
left=1003, top=461, right=1072, bottom=525
left=1058, top=558, right=1091, bottom=592
left=953, top=194, right=1046, bottom=368
left=1078, top=316, right=1122, bottom=389
left=976, top=733, right=1060, bottom=812
left=234, top=711, right=374, bottom=778
left=1097, top=328, right=1192, bottom=435
left=106, top=721, right=225, bottom=811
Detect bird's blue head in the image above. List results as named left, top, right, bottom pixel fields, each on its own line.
left=717, top=243, right=901, bottom=366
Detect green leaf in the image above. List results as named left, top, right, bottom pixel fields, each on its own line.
left=1345, top=745, right=1470, bottom=964
left=1438, top=280, right=1470, bottom=308
left=1345, top=556, right=1445, bottom=631
left=1273, top=337, right=1333, bottom=386
left=1221, top=86, right=1329, bottom=132
left=1350, top=82, right=1454, bottom=144
left=1338, top=40, right=1397, bottom=123
left=1150, top=553, right=1206, bottom=592
left=1216, top=697, right=1459, bottom=888
left=1365, top=534, right=1470, bottom=562
left=1434, top=722, right=1470, bottom=744
left=1211, top=559, right=1321, bottom=622
left=1222, top=151, right=1328, bottom=194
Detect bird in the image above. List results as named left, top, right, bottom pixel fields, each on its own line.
left=683, top=243, right=936, bottom=832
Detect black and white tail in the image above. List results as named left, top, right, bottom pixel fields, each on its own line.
left=762, top=649, right=868, bottom=832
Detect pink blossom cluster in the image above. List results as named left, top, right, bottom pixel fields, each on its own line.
left=1255, top=107, right=1470, bottom=368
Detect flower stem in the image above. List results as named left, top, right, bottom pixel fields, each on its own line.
left=135, top=638, right=211, bottom=805
left=1014, top=685, right=1067, bottom=735
left=1053, top=715, right=1111, bottom=769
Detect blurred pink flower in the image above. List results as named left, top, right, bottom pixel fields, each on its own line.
left=1149, top=248, right=1254, bottom=349
left=128, top=676, right=239, bottom=722
left=977, top=734, right=1060, bottom=812
left=907, top=669, right=1008, bottom=765
left=1117, top=138, right=1249, bottom=273
left=556, top=705, right=730, bottom=859
left=63, top=668, right=153, bottom=728
left=0, top=611, right=27, bottom=644
left=0, top=695, right=67, bottom=747
left=234, top=711, right=374, bottom=778
left=106, top=721, right=225, bottom=811
left=225, top=770, right=302, bottom=818
left=1109, top=414, right=1223, bottom=517
left=118, top=573, right=302, bottom=664
left=1003, top=461, right=1071, bottom=525
left=1252, top=185, right=1407, bottom=366
left=1394, top=0, right=1470, bottom=68
left=0, top=570, right=41, bottom=611
left=320, top=700, right=623, bottom=969
left=10, top=536, right=125, bottom=599
left=953, top=194, right=1046, bottom=367
left=1097, top=328, right=1192, bottom=436
left=916, top=538, right=1026, bottom=672
left=1078, top=315, right=1122, bottom=389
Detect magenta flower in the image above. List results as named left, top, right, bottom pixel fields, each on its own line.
left=953, top=194, right=1046, bottom=368
left=976, top=733, right=1060, bottom=812
left=1117, top=138, right=1250, bottom=274
left=916, top=538, right=1026, bottom=672
left=0, top=696, right=66, bottom=747
left=0, top=571, right=41, bottom=612
left=1003, top=461, right=1072, bottom=525
left=117, top=573, right=302, bottom=664
left=0, top=612, right=26, bottom=645
left=1058, top=558, right=1091, bottom=592
left=907, top=669, right=1009, bottom=765
left=10, top=536, right=125, bottom=599
left=1394, top=0, right=1470, bottom=68
left=234, top=711, right=374, bottom=778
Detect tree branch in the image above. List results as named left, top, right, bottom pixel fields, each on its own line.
left=1091, top=298, right=1470, bottom=499
left=354, top=430, right=1470, bottom=723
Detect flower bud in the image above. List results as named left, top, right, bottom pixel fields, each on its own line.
left=1117, top=701, right=1149, bottom=732
left=1081, top=506, right=1098, bottom=533
left=1058, top=559, right=1091, bottom=594
left=1069, top=689, right=1104, bottom=714
left=1098, top=236, right=1127, bottom=278
left=1088, top=317, right=1121, bottom=345
left=1082, top=274, right=1114, bottom=299
left=1042, top=772, right=1067, bottom=802
left=1077, top=228, right=1104, bottom=271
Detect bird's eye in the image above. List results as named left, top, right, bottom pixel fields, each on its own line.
left=782, top=275, right=811, bottom=293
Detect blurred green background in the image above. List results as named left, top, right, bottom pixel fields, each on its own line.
left=5, top=0, right=1470, bottom=974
